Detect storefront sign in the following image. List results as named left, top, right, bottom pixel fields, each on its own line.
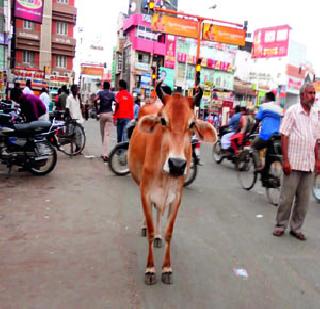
left=287, top=76, right=303, bottom=94
left=151, top=13, right=198, bottom=39
left=252, top=25, right=291, bottom=58
left=202, top=23, right=246, bottom=46
left=135, top=62, right=149, bottom=71
left=81, top=67, right=104, bottom=77
left=164, top=36, right=176, bottom=69
left=140, top=73, right=151, bottom=88
left=14, top=0, right=44, bottom=24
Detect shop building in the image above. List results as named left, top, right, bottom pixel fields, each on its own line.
left=11, top=0, right=77, bottom=92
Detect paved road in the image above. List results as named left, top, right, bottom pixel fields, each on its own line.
left=1, top=119, right=320, bottom=309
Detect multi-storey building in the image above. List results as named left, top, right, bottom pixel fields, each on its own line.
left=12, top=0, right=77, bottom=92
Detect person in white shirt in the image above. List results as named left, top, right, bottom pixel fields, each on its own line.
left=39, top=87, right=51, bottom=121
left=23, top=79, right=34, bottom=95
left=66, top=85, right=84, bottom=152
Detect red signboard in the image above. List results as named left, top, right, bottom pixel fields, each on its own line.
left=14, top=0, right=44, bottom=24
left=164, top=36, right=177, bottom=69
left=252, top=25, right=291, bottom=58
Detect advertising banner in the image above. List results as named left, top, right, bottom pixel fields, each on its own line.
left=14, top=0, right=44, bottom=24
left=159, top=67, right=174, bottom=89
left=164, top=35, right=176, bottom=69
left=151, top=13, right=198, bottom=39
left=141, top=0, right=178, bottom=13
left=202, top=24, right=246, bottom=46
left=252, top=25, right=291, bottom=58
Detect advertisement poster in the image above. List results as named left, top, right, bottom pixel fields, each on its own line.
left=151, top=13, right=198, bottom=39
left=202, top=24, right=246, bottom=46
left=164, top=35, right=176, bottom=69
left=159, top=67, right=174, bottom=89
left=252, top=25, right=291, bottom=58
left=142, top=0, right=178, bottom=13
left=14, top=0, right=44, bottom=24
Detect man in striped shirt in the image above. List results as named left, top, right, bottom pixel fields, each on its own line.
left=273, top=83, right=320, bottom=240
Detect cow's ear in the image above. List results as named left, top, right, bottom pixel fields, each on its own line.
left=194, top=120, right=217, bottom=143
left=138, top=115, right=160, bottom=134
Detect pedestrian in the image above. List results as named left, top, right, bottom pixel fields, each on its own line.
left=57, top=85, right=68, bottom=112
left=66, top=85, right=84, bottom=152
left=96, top=81, right=115, bottom=161
left=273, top=83, right=320, bottom=240
left=134, top=94, right=141, bottom=120
left=39, top=87, right=51, bottom=121
left=11, top=88, right=46, bottom=122
left=23, top=79, right=34, bottom=95
left=114, top=79, right=134, bottom=142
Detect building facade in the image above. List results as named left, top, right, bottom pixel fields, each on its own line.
left=12, top=0, right=77, bottom=92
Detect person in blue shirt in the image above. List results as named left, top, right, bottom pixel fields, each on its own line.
left=252, top=91, right=283, bottom=185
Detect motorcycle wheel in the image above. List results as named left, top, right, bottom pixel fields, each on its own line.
left=312, top=173, right=320, bottom=203
left=28, top=144, right=57, bottom=176
left=212, top=140, right=223, bottom=164
left=108, top=143, right=130, bottom=176
left=184, top=157, right=198, bottom=187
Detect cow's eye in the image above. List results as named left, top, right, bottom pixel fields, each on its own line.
left=189, top=121, right=195, bottom=129
left=160, top=118, right=167, bottom=126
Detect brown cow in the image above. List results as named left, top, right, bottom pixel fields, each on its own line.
left=129, top=88, right=217, bottom=285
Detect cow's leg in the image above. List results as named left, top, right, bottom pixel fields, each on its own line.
left=141, top=219, right=147, bottom=237
left=162, top=197, right=181, bottom=284
left=154, top=206, right=163, bottom=248
left=141, top=193, right=156, bottom=285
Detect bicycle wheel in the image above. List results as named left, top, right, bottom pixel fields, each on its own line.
left=58, top=123, right=86, bottom=156
left=265, top=160, right=282, bottom=206
left=212, top=140, right=223, bottom=164
left=312, top=173, right=320, bottom=203
left=237, top=150, right=257, bottom=190
left=184, top=157, right=198, bottom=187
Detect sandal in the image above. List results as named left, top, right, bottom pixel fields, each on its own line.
left=290, top=231, right=306, bottom=241
left=273, top=228, right=285, bottom=237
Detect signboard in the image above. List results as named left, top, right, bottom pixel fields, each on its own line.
left=14, top=0, right=44, bottom=24
left=140, top=73, right=151, bottom=88
left=202, top=24, right=246, bottom=46
left=164, top=35, right=176, bottom=69
left=81, top=67, right=104, bottom=77
left=159, top=67, right=174, bottom=89
left=135, top=62, right=149, bottom=71
left=252, top=25, right=291, bottom=58
left=151, top=13, right=198, bottom=39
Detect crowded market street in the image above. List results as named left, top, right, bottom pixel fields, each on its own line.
left=1, top=120, right=320, bottom=308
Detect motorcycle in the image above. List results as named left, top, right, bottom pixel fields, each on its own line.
left=0, top=108, right=58, bottom=176
left=212, top=125, right=252, bottom=169
left=108, top=120, right=201, bottom=187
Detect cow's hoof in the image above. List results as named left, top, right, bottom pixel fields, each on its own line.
left=141, top=227, right=147, bottom=237
left=153, top=237, right=162, bottom=248
left=145, top=272, right=157, bottom=285
left=161, top=272, right=173, bottom=284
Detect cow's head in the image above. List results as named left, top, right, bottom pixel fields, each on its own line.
left=138, top=85, right=217, bottom=176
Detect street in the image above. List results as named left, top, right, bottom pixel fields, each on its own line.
left=1, top=119, right=320, bottom=309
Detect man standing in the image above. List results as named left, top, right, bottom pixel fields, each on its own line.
left=66, top=85, right=84, bottom=152
left=96, top=81, right=115, bottom=161
left=251, top=91, right=283, bottom=186
left=39, top=87, right=51, bottom=120
left=57, top=85, right=68, bottom=111
left=273, top=83, right=320, bottom=240
left=114, top=79, right=134, bottom=142
left=23, top=79, right=34, bottom=95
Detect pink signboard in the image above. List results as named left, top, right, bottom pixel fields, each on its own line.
left=252, top=25, right=291, bottom=58
left=164, top=36, right=176, bottom=69
left=14, top=0, right=44, bottom=24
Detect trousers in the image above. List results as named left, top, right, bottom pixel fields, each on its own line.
left=275, top=170, right=313, bottom=232
left=99, top=112, right=113, bottom=157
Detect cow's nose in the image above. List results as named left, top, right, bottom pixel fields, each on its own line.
left=168, top=158, right=186, bottom=176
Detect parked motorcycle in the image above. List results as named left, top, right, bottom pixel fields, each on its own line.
left=108, top=120, right=201, bottom=187
left=0, top=109, right=57, bottom=176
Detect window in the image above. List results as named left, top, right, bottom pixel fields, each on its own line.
left=56, top=55, right=67, bottom=68
left=23, top=21, right=33, bottom=30
left=137, top=53, right=150, bottom=64
left=57, top=0, right=68, bottom=3
left=57, top=22, right=68, bottom=35
left=23, top=51, right=35, bottom=65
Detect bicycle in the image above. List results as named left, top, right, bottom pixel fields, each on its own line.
left=236, top=134, right=283, bottom=206
left=53, top=118, right=86, bottom=156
